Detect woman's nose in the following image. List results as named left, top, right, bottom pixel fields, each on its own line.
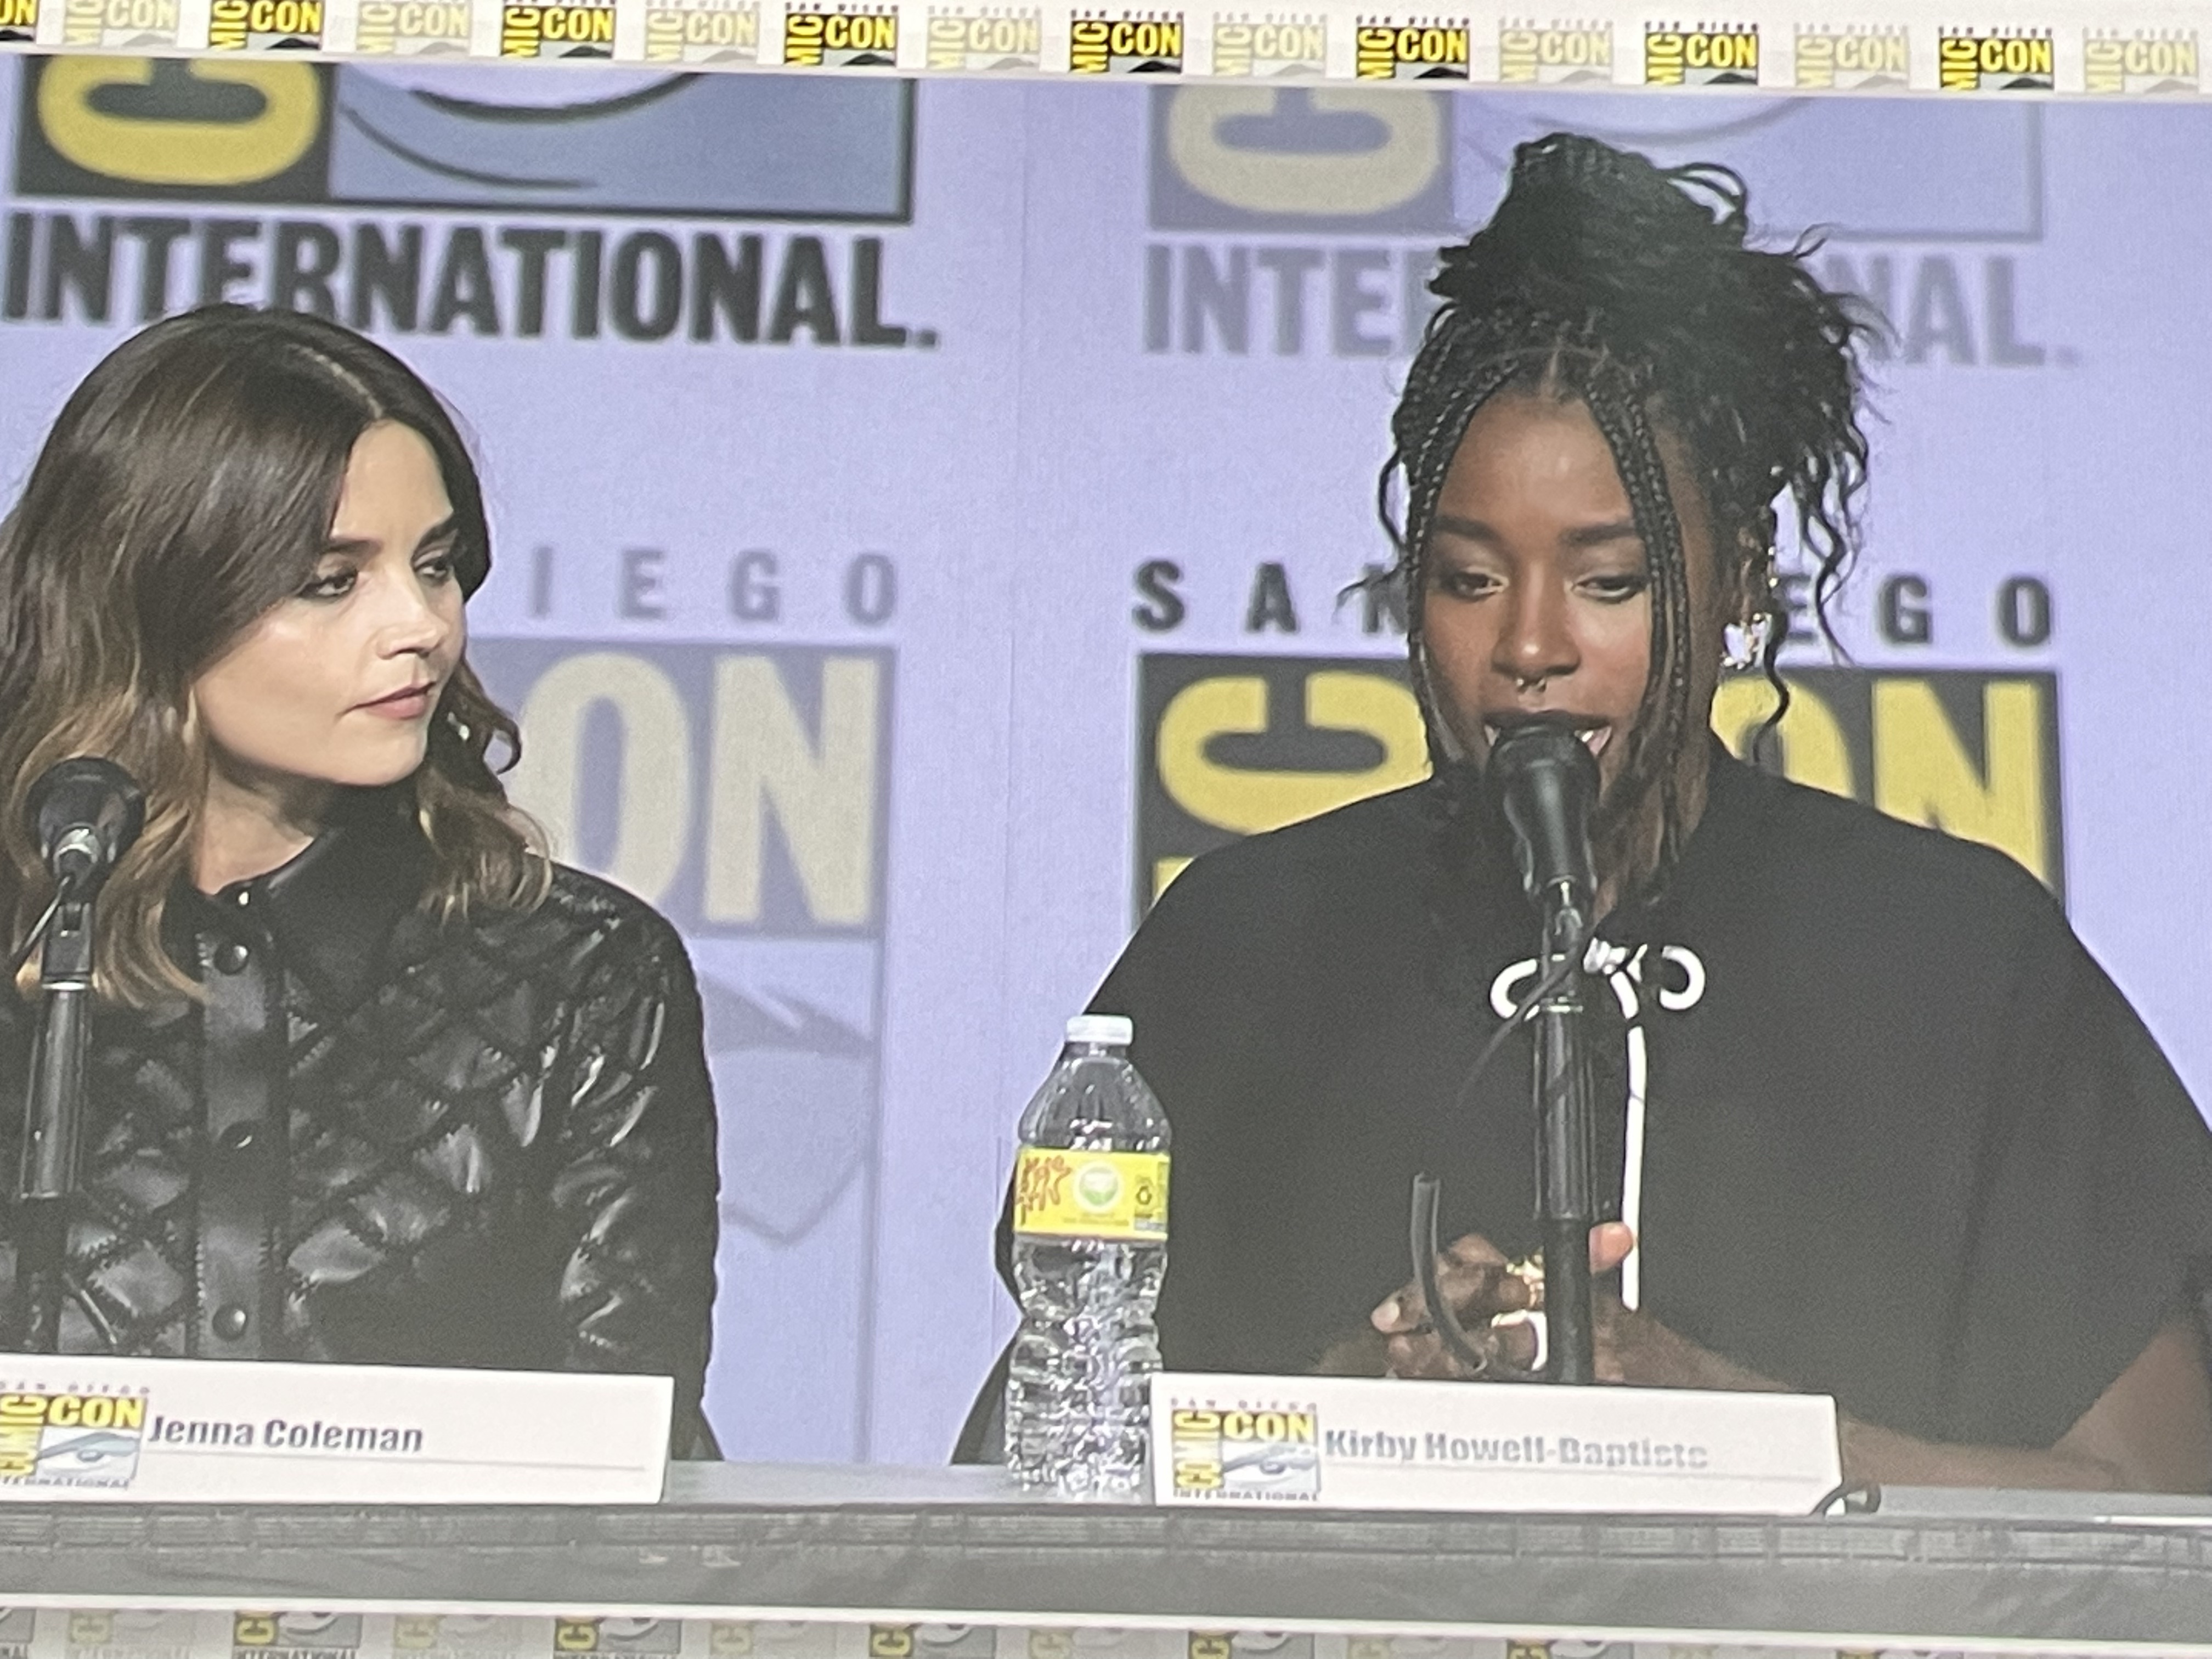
left=1492, top=582, right=1579, bottom=688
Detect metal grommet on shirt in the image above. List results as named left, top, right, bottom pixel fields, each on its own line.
left=210, top=1304, right=250, bottom=1341
left=216, top=1122, right=258, bottom=1155
left=213, top=940, right=251, bottom=975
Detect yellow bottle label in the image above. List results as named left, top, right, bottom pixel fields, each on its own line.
left=1013, top=1148, right=1169, bottom=1242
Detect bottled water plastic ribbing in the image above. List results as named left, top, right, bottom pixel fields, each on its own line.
left=1003, top=1013, right=1171, bottom=1498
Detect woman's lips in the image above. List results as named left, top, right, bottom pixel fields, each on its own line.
left=358, top=685, right=434, bottom=720
left=1482, top=720, right=1610, bottom=758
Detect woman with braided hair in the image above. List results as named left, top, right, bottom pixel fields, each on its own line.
left=970, top=133, right=2212, bottom=1488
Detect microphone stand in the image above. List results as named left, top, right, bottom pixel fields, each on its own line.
left=15, top=879, right=93, bottom=1355
left=1531, top=879, right=1598, bottom=1386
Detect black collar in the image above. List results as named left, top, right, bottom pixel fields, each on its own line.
left=168, top=791, right=430, bottom=1009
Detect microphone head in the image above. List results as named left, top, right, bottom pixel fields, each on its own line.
left=27, top=757, right=147, bottom=891
left=1485, top=722, right=1600, bottom=909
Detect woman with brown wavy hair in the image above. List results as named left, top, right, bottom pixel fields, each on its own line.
left=0, top=304, right=720, bottom=1455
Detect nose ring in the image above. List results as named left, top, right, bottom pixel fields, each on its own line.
left=1515, top=674, right=1549, bottom=694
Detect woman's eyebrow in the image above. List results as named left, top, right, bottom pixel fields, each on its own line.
left=320, top=515, right=459, bottom=557
left=1562, top=519, right=1643, bottom=548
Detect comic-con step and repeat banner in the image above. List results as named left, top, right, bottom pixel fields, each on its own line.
left=0, top=1616, right=2148, bottom=1659
left=0, top=60, right=2202, bottom=1464
left=0, top=0, right=2208, bottom=98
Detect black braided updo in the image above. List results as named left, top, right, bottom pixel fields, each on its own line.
left=1381, top=131, right=1871, bottom=893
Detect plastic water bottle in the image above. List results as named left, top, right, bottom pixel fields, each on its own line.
left=1004, top=1013, right=1171, bottom=1497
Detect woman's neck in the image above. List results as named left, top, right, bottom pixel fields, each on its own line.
left=194, top=764, right=335, bottom=894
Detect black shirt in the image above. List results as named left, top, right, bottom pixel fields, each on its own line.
left=1083, top=750, right=2212, bottom=1449
left=0, top=793, right=721, bottom=1455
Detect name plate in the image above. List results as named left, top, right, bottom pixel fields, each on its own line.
left=0, top=1355, right=670, bottom=1503
left=1150, top=1372, right=1841, bottom=1515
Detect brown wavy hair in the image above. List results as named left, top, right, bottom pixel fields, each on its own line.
left=0, top=304, right=548, bottom=1007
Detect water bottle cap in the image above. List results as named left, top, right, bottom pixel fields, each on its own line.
left=1065, top=1013, right=1133, bottom=1047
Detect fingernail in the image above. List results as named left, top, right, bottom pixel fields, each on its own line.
left=1373, top=1297, right=1399, bottom=1328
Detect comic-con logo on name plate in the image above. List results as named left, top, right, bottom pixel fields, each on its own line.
left=353, top=0, right=473, bottom=54
left=1355, top=16, right=1470, bottom=77
left=783, top=3, right=900, bottom=64
left=1170, top=1406, right=1321, bottom=1501
left=1793, top=24, right=1907, bottom=88
left=2084, top=28, right=2198, bottom=93
left=1211, top=14, right=1327, bottom=76
left=0, top=1390, right=147, bottom=1488
left=1499, top=18, right=1612, bottom=82
left=208, top=0, right=325, bottom=48
left=233, top=1612, right=364, bottom=1659
left=1645, top=21, right=1759, bottom=83
left=1937, top=29, right=2054, bottom=90
left=499, top=0, right=613, bottom=55
left=926, top=5, right=1040, bottom=68
left=1070, top=10, right=1184, bottom=71
left=644, top=0, right=760, bottom=62
left=550, top=1620, right=682, bottom=1658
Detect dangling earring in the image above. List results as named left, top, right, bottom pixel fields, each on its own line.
left=1721, top=612, right=1772, bottom=674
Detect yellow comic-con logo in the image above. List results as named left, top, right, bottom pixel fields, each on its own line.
left=1645, top=21, right=1758, bottom=84
left=1354, top=18, right=1470, bottom=78
left=1070, top=10, right=1184, bottom=71
left=1938, top=30, right=2054, bottom=90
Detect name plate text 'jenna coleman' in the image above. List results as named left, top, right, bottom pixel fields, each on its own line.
left=1151, top=1372, right=1841, bottom=1515
left=0, top=1354, right=670, bottom=1503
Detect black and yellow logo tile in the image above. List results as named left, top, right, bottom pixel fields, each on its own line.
left=1069, top=10, right=1183, bottom=71
left=1498, top=21, right=1612, bottom=83
left=783, top=5, right=899, bottom=64
left=0, top=1389, right=146, bottom=1486
left=0, top=0, right=33, bottom=41
left=1169, top=1405, right=1321, bottom=1499
left=644, top=0, right=759, bottom=61
left=550, top=1623, right=681, bottom=1658
left=1938, top=30, right=2054, bottom=90
left=926, top=5, right=1040, bottom=69
left=208, top=0, right=324, bottom=48
left=1354, top=17, right=1469, bottom=77
left=1645, top=22, right=1758, bottom=84
left=1210, top=16, right=1327, bottom=76
left=2084, top=30, right=2197, bottom=93
left=499, top=0, right=613, bottom=56
left=1135, top=654, right=2065, bottom=915
left=1793, top=26, right=1907, bottom=88
left=353, top=0, right=473, bottom=54
left=234, top=1615, right=364, bottom=1656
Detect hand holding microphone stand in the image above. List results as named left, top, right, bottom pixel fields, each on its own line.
left=1412, top=723, right=1603, bottom=1386
left=9, top=759, right=144, bottom=1355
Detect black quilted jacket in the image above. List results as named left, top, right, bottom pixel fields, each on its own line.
left=0, top=791, right=721, bottom=1455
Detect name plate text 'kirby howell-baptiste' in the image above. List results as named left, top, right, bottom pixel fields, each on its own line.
left=1152, top=1373, right=1841, bottom=1514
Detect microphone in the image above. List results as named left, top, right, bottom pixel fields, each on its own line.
left=27, top=757, right=146, bottom=896
left=1486, top=723, right=1599, bottom=915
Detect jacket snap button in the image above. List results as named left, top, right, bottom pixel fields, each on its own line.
left=211, top=1305, right=249, bottom=1341
left=217, top=1122, right=257, bottom=1155
left=215, top=941, right=250, bottom=975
